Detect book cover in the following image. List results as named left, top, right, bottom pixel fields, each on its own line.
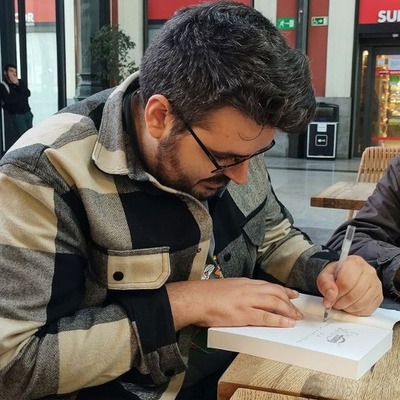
left=207, top=293, right=400, bottom=380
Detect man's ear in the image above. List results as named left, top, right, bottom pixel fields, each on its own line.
left=144, top=95, right=173, bottom=139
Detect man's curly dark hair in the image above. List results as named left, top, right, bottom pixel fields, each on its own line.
left=140, top=1, right=316, bottom=134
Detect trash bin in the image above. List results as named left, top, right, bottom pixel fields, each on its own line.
left=288, top=131, right=306, bottom=158
left=306, top=102, right=339, bottom=159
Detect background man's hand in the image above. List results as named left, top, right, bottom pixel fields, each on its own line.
left=317, top=255, right=383, bottom=316
left=166, top=278, right=304, bottom=331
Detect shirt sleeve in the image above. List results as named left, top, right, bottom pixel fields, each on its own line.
left=255, top=170, right=339, bottom=295
left=327, top=157, right=400, bottom=299
left=0, top=159, right=185, bottom=399
left=16, top=79, right=31, bottom=97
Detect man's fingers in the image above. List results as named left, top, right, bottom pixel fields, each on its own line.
left=169, top=278, right=305, bottom=329
left=334, top=283, right=383, bottom=315
left=322, top=288, right=337, bottom=308
left=333, top=262, right=383, bottom=314
left=250, top=283, right=303, bottom=320
left=251, top=279, right=299, bottom=300
left=261, top=310, right=298, bottom=327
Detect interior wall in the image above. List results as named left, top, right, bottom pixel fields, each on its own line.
left=254, top=0, right=277, bottom=21
left=117, top=0, right=143, bottom=70
left=326, top=0, right=356, bottom=97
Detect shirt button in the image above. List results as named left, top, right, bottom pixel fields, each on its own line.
left=224, top=253, right=231, bottom=261
left=113, top=271, right=124, bottom=281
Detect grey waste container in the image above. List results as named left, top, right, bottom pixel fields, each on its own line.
left=288, top=130, right=306, bottom=158
left=306, top=102, right=339, bottom=159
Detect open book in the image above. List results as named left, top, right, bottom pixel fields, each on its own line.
left=208, top=293, right=400, bottom=380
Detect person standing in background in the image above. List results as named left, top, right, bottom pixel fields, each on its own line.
left=0, top=63, right=33, bottom=136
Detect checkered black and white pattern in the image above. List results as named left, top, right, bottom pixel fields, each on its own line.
left=0, top=73, right=336, bottom=399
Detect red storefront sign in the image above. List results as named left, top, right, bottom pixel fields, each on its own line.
left=148, top=0, right=253, bottom=20
left=14, top=0, right=55, bottom=24
left=359, top=0, right=400, bottom=24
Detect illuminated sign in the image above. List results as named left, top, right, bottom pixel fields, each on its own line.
left=148, top=0, right=253, bottom=20
left=359, top=0, right=400, bottom=24
left=14, top=0, right=56, bottom=25
left=276, top=18, right=296, bottom=30
left=377, top=10, right=400, bottom=23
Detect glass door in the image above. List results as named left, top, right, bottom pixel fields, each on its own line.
left=372, top=53, right=400, bottom=146
left=354, top=46, right=400, bottom=156
left=16, top=0, right=59, bottom=125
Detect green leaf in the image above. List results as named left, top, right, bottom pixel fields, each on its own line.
left=90, top=24, right=138, bottom=87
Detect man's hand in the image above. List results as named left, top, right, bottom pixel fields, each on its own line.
left=166, top=278, right=303, bottom=331
left=317, top=255, right=383, bottom=316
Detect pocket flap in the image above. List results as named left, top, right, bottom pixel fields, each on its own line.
left=101, top=247, right=171, bottom=290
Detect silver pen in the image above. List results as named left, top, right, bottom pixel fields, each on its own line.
left=323, top=225, right=356, bottom=322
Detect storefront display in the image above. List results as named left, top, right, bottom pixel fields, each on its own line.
left=373, top=55, right=400, bottom=141
left=355, top=0, right=400, bottom=156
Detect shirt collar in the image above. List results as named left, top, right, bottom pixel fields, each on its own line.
left=91, top=72, right=148, bottom=181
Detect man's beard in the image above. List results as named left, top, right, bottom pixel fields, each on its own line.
left=153, top=134, right=230, bottom=200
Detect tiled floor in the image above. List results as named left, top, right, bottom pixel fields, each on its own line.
left=264, top=156, right=360, bottom=245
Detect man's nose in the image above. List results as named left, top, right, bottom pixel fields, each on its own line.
left=222, top=160, right=250, bottom=185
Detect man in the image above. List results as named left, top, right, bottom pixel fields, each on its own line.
left=0, top=2, right=382, bottom=400
left=328, top=156, right=400, bottom=301
left=0, top=63, right=33, bottom=136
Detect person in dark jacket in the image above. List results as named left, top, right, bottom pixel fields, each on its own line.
left=0, top=63, right=33, bottom=135
left=328, top=156, right=400, bottom=301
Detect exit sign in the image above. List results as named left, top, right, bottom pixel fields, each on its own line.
left=311, top=16, right=328, bottom=26
left=276, top=17, right=296, bottom=30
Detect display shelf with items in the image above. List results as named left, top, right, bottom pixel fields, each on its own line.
left=375, top=73, right=389, bottom=137
left=372, top=54, right=400, bottom=146
left=387, top=75, right=400, bottom=137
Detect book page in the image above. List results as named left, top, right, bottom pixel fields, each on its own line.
left=210, top=316, right=388, bottom=357
left=292, top=293, right=400, bottom=330
left=208, top=293, right=399, bottom=379
left=294, top=314, right=385, bottom=356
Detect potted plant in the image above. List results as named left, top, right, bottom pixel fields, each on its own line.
left=90, top=24, right=138, bottom=88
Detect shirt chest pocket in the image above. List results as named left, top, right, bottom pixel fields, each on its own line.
left=89, top=244, right=171, bottom=290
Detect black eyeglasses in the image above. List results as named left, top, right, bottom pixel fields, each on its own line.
left=177, top=114, right=275, bottom=174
